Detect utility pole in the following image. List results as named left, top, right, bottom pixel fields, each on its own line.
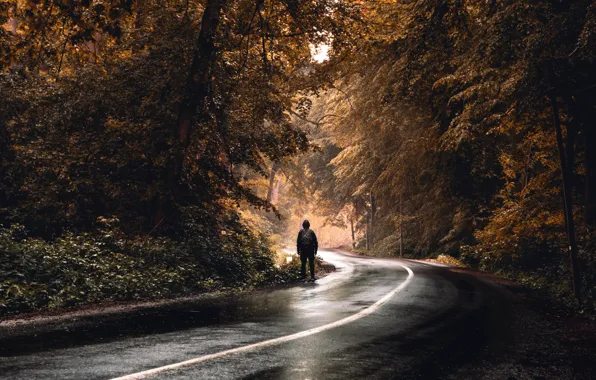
left=350, top=214, right=355, bottom=249
left=399, top=196, right=403, bottom=257
left=369, top=192, right=375, bottom=248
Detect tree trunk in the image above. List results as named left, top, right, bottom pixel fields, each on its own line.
left=585, top=115, right=596, bottom=227
left=154, top=0, right=227, bottom=227
left=176, top=0, right=227, bottom=150
left=131, top=0, right=143, bottom=54
left=365, top=224, right=369, bottom=251
left=0, top=125, right=12, bottom=212
left=551, top=95, right=581, bottom=302
left=266, top=163, right=280, bottom=204
left=134, top=0, right=143, bottom=30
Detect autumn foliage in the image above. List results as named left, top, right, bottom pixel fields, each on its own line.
left=287, top=1, right=596, bottom=309
left=0, top=1, right=595, bottom=314
left=0, top=0, right=355, bottom=315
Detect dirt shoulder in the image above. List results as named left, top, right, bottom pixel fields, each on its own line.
left=447, top=266, right=596, bottom=380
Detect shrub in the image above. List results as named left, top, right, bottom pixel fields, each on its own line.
left=0, top=215, right=279, bottom=316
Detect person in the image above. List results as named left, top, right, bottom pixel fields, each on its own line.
left=296, top=219, right=318, bottom=281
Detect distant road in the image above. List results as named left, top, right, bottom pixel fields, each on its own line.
left=1, top=250, right=517, bottom=379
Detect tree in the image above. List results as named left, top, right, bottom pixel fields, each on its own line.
left=296, top=0, right=595, bottom=303
left=0, top=0, right=359, bottom=235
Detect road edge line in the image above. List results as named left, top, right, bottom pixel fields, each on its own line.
left=111, top=264, right=414, bottom=380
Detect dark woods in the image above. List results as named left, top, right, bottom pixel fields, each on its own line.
left=289, top=1, right=596, bottom=309
left=0, top=0, right=354, bottom=314
left=0, top=1, right=595, bottom=314
left=0, top=0, right=351, bottom=236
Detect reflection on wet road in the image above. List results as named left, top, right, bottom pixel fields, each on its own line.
left=0, top=250, right=515, bottom=380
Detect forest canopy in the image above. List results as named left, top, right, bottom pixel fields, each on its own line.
left=1, top=0, right=595, bottom=314
left=284, top=0, right=596, bottom=309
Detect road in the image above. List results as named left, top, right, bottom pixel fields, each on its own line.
left=0, top=250, right=517, bottom=380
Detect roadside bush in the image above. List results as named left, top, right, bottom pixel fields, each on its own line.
left=369, top=234, right=402, bottom=258
left=434, top=254, right=468, bottom=268
left=0, top=215, right=279, bottom=317
left=461, top=209, right=596, bottom=313
left=271, top=253, right=327, bottom=283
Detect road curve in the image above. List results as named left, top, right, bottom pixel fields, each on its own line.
left=0, top=250, right=516, bottom=380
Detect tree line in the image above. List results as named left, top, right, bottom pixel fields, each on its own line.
left=288, top=0, right=595, bottom=308
left=0, top=0, right=594, bottom=313
left=0, top=0, right=357, bottom=315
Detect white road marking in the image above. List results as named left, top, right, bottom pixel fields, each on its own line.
left=112, top=263, right=414, bottom=380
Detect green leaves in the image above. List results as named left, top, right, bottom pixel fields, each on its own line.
left=0, top=215, right=277, bottom=316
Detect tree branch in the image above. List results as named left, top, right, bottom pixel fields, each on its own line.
left=289, top=109, right=343, bottom=127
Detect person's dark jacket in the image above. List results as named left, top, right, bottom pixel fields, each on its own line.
left=297, top=228, right=318, bottom=255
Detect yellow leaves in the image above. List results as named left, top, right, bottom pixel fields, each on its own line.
left=432, top=74, right=459, bottom=92
left=447, top=81, right=500, bottom=109
left=499, top=152, right=517, bottom=179
left=104, top=117, right=122, bottom=130
left=434, top=254, right=468, bottom=268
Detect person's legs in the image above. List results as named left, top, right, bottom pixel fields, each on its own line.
left=308, top=253, right=316, bottom=279
left=300, top=253, right=307, bottom=279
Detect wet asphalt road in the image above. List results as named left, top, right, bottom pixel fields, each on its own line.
left=0, top=250, right=516, bottom=380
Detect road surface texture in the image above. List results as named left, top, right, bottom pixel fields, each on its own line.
left=0, top=250, right=587, bottom=379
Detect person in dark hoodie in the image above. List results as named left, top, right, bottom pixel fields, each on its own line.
left=296, top=219, right=318, bottom=281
